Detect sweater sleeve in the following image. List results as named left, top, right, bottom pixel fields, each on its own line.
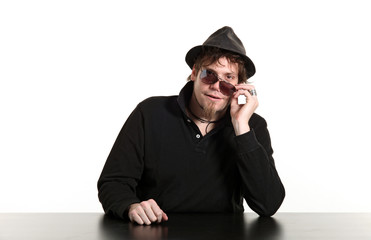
left=97, top=105, right=145, bottom=219
left=234, top=115, right=285, bottom=216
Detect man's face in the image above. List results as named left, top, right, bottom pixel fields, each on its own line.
left=191, top=57, right=239, bottom=118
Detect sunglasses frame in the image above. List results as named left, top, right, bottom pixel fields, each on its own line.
left=199, top=69, right=237, bottom=96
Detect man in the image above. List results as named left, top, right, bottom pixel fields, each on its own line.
left=97, top=26, right=285, bottom=225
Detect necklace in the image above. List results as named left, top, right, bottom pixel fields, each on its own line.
left=187, top=108, right=222, bottom=134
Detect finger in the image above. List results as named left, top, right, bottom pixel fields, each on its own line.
left=233, top=87, right=251, bottom=94
left=232, top=89, right=250, bottom=102
left=235, top=83, right=255, bottom=91
left=128, top=204, right=142, bottom=224
left=245, top=91, right=259, bottom=109
left=136, top=206, right=152, bottom=225
left=233, top=89, right=259, bottom=110
left=130, top=211, right=144, bottom=225
left=140, top=202, right=158, bottom=223
left=156, top=211, right=162, bottom=223
left=236, top=88, right=258, bottom=99
left=147, top=199, right=165, bottom=223
left=162, top=212, right=169, bottom=221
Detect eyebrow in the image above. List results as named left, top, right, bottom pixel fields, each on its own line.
left=205, top=68, right=236, bottom=76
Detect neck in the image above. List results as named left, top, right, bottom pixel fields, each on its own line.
left=188, top=108, right=220, bottom=124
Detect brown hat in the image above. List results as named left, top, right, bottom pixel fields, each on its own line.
left=185, top=26, right=256, bottom=78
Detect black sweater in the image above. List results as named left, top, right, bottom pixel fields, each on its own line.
left=97, top=81, right=285, bottom=219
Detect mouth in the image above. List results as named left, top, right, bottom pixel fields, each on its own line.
left=205, top=93, right=223, bottom=101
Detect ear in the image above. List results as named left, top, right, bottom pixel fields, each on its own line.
left=190, top=66, right=197, bottom=81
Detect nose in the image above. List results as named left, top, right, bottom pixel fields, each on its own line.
left=209, top=79, right=221, bottom=91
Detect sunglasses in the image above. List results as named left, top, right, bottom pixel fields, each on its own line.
left=200, top=69, right=237, bottom=96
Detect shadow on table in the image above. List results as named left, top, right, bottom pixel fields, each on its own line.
left=99, top=213, right=282, bottom=240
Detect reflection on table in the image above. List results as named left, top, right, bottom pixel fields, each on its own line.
left=100, top=213, right=282, bottom=240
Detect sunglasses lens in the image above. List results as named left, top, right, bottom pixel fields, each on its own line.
left=220, top=81, right=236, bottom=96
left=200, top=69, right=218, bottom=84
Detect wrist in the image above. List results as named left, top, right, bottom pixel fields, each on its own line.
left=232, top=120, right=250, bottom=136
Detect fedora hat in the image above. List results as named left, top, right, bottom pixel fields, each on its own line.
left=185, top=26, right=256, bottom=78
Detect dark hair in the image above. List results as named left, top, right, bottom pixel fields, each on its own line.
left=187, top=46, right=248, bottom=83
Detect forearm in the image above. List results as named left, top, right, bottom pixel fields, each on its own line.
left=97, top=105, right=146, bottom=219
left=98, top=177, right=140, bottom=219
left=235, top=130, right=285, bottom=216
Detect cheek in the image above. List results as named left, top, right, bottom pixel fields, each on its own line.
left=194, top=79, right=206, bottom=92
left=220, top=96, right=232, bottom=107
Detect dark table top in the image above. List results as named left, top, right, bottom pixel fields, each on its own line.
left=1, top=213, right=371, bottom=240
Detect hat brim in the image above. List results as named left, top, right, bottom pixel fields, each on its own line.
left=185, top=45, right=256, bottom=79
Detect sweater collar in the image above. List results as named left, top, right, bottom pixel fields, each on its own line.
left=177, top=81, right=194, bottom=114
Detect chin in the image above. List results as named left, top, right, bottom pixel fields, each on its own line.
left=204, top=102, right=229, bottom=119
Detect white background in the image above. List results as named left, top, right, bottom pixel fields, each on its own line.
left=1, top=0, right=370, bottom=213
